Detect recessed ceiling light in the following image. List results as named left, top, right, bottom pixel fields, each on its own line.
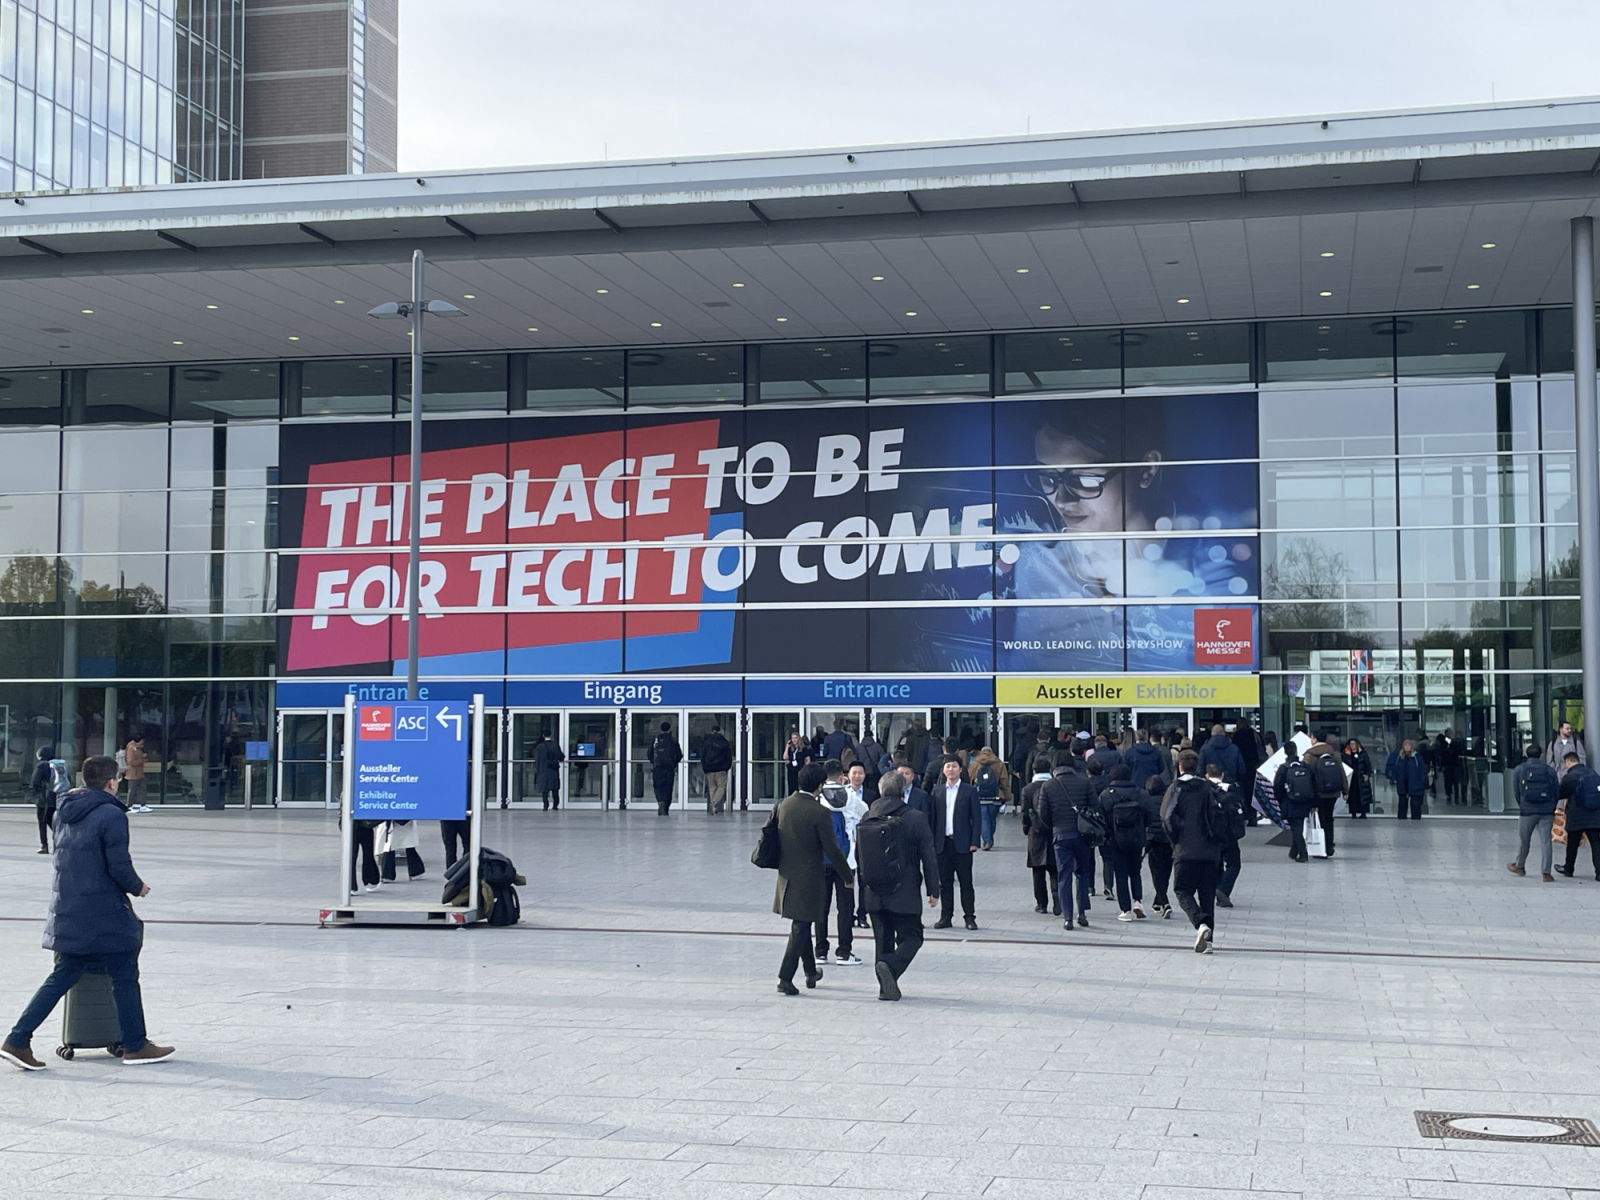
left=650, top=322, right=662, bottom=327
left=1481, top=242, right=1496, bottom=249
left=1467, top=283, right=1481, bottom=290
left=288, top=336, right=300, bottom=341
left=1015, top=268, right=1029, bottom=274
left=732, top=282, right=746, bottom=288
left=80, top=309, right=93, bottom=314
left=1038, top=305, right=1052, bottom=311
left=1177, top=298, right=1190, bottom=304
left=905, top=311, right=918, bottom=316
left=171, top=340, right=183, bottom=345
left=205, top=304, right=218, bottom=310
left=595, top=288, right=609, bottom=294
left=1319, top=291, right=1333, bottom=297
left=775, top=317, right=789, bottom=322
left=527, top=327, right=539, bottom=332
left=463, top=294, right=475, bottom=300
left=870, top=275, right=885, bottom=281
left=1320, top=252, right=1335, bottom=258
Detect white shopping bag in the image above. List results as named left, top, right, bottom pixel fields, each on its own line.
left=1304, top=812, right=1328, bottom=858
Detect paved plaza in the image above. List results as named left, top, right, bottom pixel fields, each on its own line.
left=1, top=805, right=1598, bottom=1200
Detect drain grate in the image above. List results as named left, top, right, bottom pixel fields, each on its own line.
left=1415, top=1111, right=1600, bottom=1146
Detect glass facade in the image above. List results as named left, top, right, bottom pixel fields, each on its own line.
left=0, top=0, right=242, bottom=191
left=0, top=308, right=1588, bottom=812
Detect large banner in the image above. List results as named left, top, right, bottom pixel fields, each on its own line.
left=277, top=394, right=1259, bottom=678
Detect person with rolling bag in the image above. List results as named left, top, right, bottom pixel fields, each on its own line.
left=2, top=755, right=174, bottom=1071
left=855, top=771, right=940, bottom=1001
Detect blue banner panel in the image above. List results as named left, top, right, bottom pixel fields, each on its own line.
left=505, top=677, right=744, bottom=708
left=276, top=680, right=505, bottom=708
left=744, top=677, right=993, bottom=707
left=352, top=700, right=470, bottom=821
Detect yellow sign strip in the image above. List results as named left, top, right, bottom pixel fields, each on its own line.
left=996, top=675, right=1261, bottom=707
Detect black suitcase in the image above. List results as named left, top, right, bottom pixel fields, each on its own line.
left=57, top=970, right=125, bottom=1060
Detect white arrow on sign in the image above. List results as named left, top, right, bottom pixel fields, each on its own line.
left=436, top=705, right=464, bottom=741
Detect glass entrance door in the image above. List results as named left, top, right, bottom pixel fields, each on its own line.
left=629, top=709, right=686, bottom=809
left=1131, top=709, right=1193, bottom=746
left=509, top=711, right=561, bottom=805
left=943, top=709, right=991, bottom=755
left=1002, top=710, right=1055, bottom=772
left=749, top=710, right=801, bottom=806
left=565, top=710, right=618, bottom=807
left=276, top=709, right=343, bottom=806
left=871, top=709, right=926, bottom=770
left=1091, top=708, right=1132, bottom=744
left=685, top=710, right=739, bottom=810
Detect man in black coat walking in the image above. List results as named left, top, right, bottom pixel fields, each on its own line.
left=1162, top=750, right=1226, bottom=954
left=533, top=733, right=565, bottom=810
left=1037, top=752, right=1097, bottom=929
left=3, top=755, right=174, bottom=1070
left=649, top=722, right=684, bottom=815
left=858, top=772, right=940, bottom=1000
left=700, top=725, right=734, bottom=814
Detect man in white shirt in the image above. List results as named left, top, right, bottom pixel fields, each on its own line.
left=933, top=756, right=982, bottom=931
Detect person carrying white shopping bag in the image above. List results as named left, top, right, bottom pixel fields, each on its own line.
left=1303, top=810, right=1329, bottom=858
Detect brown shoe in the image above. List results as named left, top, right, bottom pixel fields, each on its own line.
left=1, top=1042, right=47, bottom=1071
left=1506, top=863, right=1526, bottom=876
left=1543, top=873, right=1556, bottom=882
left=121, top=1042, right=175, bottom=1065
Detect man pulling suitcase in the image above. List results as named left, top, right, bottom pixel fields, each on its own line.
left=2, top=754, right=175, bottom=1071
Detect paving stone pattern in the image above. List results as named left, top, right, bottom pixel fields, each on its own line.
left=1, top=807, right=1598, bottom=1199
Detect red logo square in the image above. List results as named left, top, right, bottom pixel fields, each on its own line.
left=360, top=705, right=394, bottom=740
left=1194, top=608, right=1254, bottom=666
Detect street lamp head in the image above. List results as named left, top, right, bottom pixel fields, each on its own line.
left=425, top=300, right=466, bottom=317
left=368, top=301, right=410, bottom=319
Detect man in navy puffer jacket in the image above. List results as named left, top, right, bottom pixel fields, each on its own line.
left=2, top=755, right=174, bottom=1070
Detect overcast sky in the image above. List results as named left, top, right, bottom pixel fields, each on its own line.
left=398, top=0, right=1600, bottom=171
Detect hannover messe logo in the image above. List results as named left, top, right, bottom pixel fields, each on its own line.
left=1193, top=608, right=1254, bottom=666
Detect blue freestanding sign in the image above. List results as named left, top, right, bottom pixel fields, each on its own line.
left=351, top=700, right=470, bottom=820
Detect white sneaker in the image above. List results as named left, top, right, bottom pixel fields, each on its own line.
left=137, top=805, right=153, bottom=813
left=1116, top=911, right=1135, bottom=922
left=1195, top=924, right=1212, bottom=954
left=364, top=884, right=379, bottom=893
left=835, top=953, right=862, bottom=966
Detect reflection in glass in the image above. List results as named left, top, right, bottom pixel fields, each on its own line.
left=0, top=370, right=62, bottom=425
left=1123, top=324, right=1250, bottom=389
left=757, top=342, right=866, bottom=402
left=173, top=363, right=279, bottom=420
left=1396, top=310, right=1534, bottom=379
left=869, top=336, right=991, bottom=397
left=398, top=355, right=507, bottom=413
left=299, top=359, right=393, bottom=416
left=1258, top=388, right=1395, bottom=459
left=1003, top=330, right=1119, bottom=393
left=521, top=350, right=624, bottom=410
left=627, top=346, right=742, bottom=406
left=1263, top=318, right=1392, bottom=383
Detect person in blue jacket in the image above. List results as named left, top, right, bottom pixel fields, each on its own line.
left=1385, top=740, right=1429, bottom=820
left=2, top=755, right=175, bottom=1071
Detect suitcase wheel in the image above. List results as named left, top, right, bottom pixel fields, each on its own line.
left=56, top=1046, right=74, bottom=1061
left=109, top=1044, right=125, bottom=1058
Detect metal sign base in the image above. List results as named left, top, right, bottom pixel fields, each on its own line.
left=318, top=905, right=482, bottom=928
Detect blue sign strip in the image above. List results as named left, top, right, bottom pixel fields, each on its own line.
left=352, top=699, right=470, bottom=821
left=745, top=677, right=994, bottom=706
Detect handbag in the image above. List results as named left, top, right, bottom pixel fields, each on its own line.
left=1552, top=798, right=1568, bottom=846
left=1303, top=811, right=1328, bottom=858
left=751, top=808, right=782, bottom=869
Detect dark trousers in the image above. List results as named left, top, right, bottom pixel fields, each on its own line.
left=1102, top=843, right=1144, bottom=911
left=1100, top=846, right=1115, bottom=894
left=1565, top=830, right=1600, bottom=877
left=542, top=784, right=560, bottom=808
left=1173, top=858, right=1221, bottom=931
left=8, top=950, right=147, bottom=1053
left=653, top=773, right=675, bottom=813
left=778, top=920, right=817, bottom=983
left=380, top=848, right=425, bottom=881
left=1031, top=863, right=1059, bottom=911
left=1146, top=841, right=1173, bottom=908
left=870, top=910, right=924, bottom=980
left=440, top=820, right=470, bottom=870
left=938, top=844, right=976, bottom=921
left=1219, top=840, right=1241, bottom=896
left=817, top=867, right=853, bottom=958
left=1398, top=792, right=1426, bottom=820
left=36, top=805, right=55, bottom=851
left=350, top=821, right=380, bottom=890
left=1053, top=833, right=1095, bottom=921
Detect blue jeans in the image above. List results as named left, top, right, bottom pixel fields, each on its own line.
left=7, top=950, right=147, bottom=1052
left=979, top=801, right=1000, bottom=847
left=1053, top=833, right=1095, bottom=921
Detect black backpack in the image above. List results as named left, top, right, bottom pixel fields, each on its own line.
left=486, top=880, right=521, bottom=926
left=1520, top=761, right=1557, bottom=808
left=1578, top=771, right=1600, bottom=812
left=975, top=764, right=1001, bottom=800
left=1216, top=785, right=1248, bottom=841
left=855, top=813, right=907, bottom=892
left=1282, top=760, right=1318, bottom=807
left=1108, top=788, right=1146, bottom=852
left=1312, top=752, right=1345, bottom=799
